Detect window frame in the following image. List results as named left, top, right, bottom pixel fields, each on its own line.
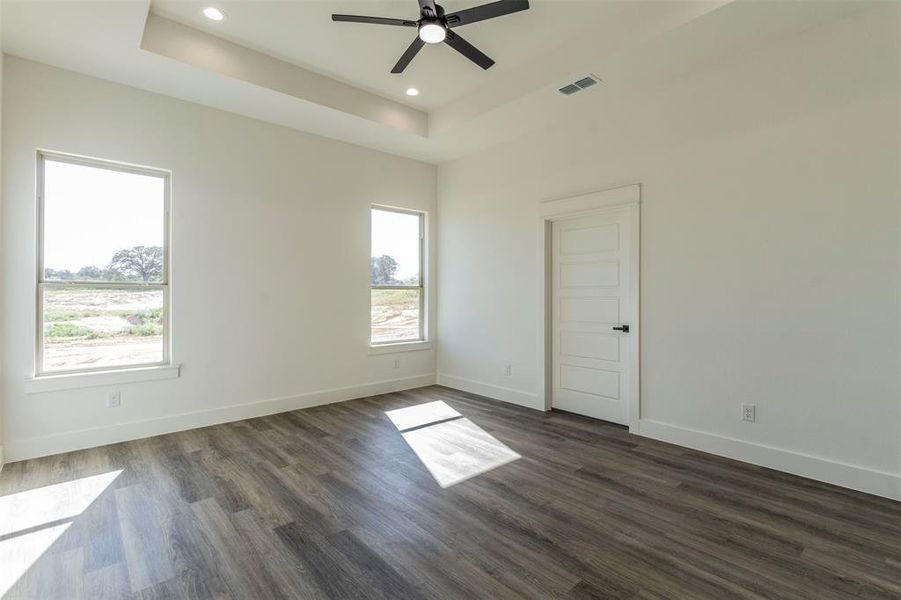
left=370, top=205, right=426, bottom=346
left=35, top=150, right=172, bottom=377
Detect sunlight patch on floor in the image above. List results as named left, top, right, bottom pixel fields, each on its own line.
left=386, top=401, right=520, bottom=488
left=385, top=400, right=462, bottom=431
left=0, top=469, right=122, bottom=596
left=0, top=523, right=72, bottom=597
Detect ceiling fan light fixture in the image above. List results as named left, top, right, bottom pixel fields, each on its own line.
left=418, top=21, right=446, bottom=44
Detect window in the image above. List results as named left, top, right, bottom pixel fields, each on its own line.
left=371, top=206, right=425, bottom=345
left=37, top=152, right=170, bottom=375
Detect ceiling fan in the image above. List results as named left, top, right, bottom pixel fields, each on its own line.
left=332, top=0, right=530, bottom=73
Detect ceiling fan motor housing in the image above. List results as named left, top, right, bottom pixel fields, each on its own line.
left=424, top=3, right=446, bottom=20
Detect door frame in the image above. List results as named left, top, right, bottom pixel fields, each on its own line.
left=537, top=184, right=641, bottom=432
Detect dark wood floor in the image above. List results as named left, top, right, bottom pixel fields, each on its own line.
left=1, top=385, right=898, bottom=599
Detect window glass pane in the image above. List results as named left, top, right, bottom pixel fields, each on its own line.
left=43, top=159, right=165, bottom=282
left=371, top=289, right=421, bottom=344
left=42, top=287, right=164, bottom=372
left=371, top=209, right=420, bottom=286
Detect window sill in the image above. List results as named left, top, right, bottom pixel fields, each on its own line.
left=25, top=364, right=181, bottom=394
left=368, top=341, right=432, bottom=355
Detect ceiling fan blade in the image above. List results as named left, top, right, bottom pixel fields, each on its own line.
left=445, top=0, right=529, bottom=27
left=417, top=0, right=439, bottom=18
left=391, top=37, right=426, bottom=73
left=443, top=30, right=494, bottom=70
left=332, top=14, right=417, bottom=27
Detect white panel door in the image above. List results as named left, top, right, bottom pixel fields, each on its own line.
left=552, top=207, right=636, bottom=424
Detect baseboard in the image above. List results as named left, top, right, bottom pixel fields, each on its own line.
left=437, top=373, right=543, bottom=411
left=0, top=445, right=4, bottom=471
left=637, top=419, right=901, bottom=501
left=432, top=373, right=899, bottom=500
left=4, top=373, right=437, bottom=462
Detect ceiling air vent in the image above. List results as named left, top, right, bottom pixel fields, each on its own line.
left=558, top=74, right=601, bottom=96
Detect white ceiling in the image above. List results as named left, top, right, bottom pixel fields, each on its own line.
left=1, top=0, right=877, bottom=163
left=150, top=0, right=615, bottom=111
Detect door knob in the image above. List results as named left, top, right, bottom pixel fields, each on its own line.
left=612, top=325, right=630, bottom=332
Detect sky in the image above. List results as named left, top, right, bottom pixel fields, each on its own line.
left=43, top=159, right=164, bottom=272
left=371, top=208, right=421, bottom=281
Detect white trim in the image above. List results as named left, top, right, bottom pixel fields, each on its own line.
left=25, top=364, right=181, bottom=394
left=437, top=373, right=543, bottom=411
left=370, top=205, right=427, bottom=345
left=369, top=341, right=433, bottom=355
left=537, top=184, right=641, bottom=430
left=430, top=372, right=900, bottom=501
left=35, top=150, right=173, bottom=377
left=637, top=419, right=901, bottom=501
left=7, top=373, right=437, bottom=462
left=538, top=184, right=640, bottom=217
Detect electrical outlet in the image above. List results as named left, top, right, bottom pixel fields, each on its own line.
left=504, top=364, right=512, bottom=376
left=107, top=391, right=122, bottom=408
left=741, top=403, right=756, bottom=422
left=393, top=358, right=401, bottom=369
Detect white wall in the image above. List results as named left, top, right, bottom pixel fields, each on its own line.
left=437, top=6, right=901, bottom=498
left=1, top=6, right=898, bottom=502
left=0, top=18, right=4, bottom=467
left=1, top=58, right=437, bottom=461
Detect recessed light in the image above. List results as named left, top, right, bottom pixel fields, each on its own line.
left=405, top=88, right=420, bottom=97
left=203, top=7, right=224, bottom=21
